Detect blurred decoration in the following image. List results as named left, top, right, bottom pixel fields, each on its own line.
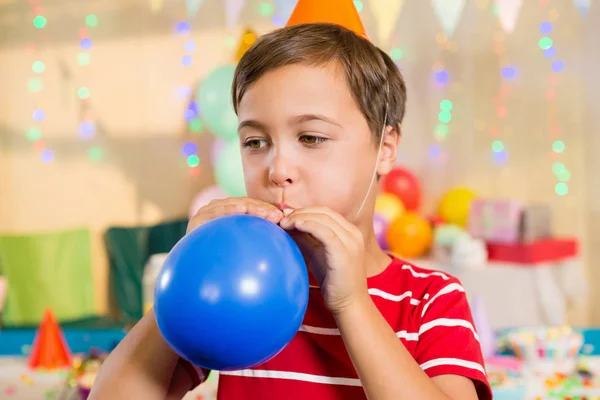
left=196, top=65, right=238, bottom=140
left=375, top=193, right=405, bottom=222
left=387, top=212, right=432, bottom=258
left=149, top=0, right=164, bottom=13
left=211, top=137, right=227, bottom=164
left=189, top=185, right=228, bottom=218
left=471, top=296, right=497, bottom=359
left=369, top=0, right=405, bottom=45
left=224, top=0, right=246, bottom=30
left=373, top=213, right=389, bottom=249
left=432, top=224, right=487, bottom=269
left=381, top=166, right=422, bottom=211
left=214, top=139, right=247, bottom=197
left=494, top=0, right=523, bottom=33
left=572, top=0, right=592, bottom=16
left=235, top=28, right=258, bottom=62
left=431, top=0, right=466, bottom=38
left=286, top=0, right=367, bottom=39
left=274, top=0, right=298, bottom=25
left=186, top=0, right=205, bottom=17
left=438, top=187, right=477, bottom=227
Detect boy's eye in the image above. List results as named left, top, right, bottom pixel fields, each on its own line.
left=245, top=139, right=267, bottom=149
left=300, top=135, right=327, bottom=145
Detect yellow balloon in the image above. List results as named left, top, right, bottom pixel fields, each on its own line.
left=375, top=193, right=405, bottom=221
left=438, top=187, right=477, bottom=227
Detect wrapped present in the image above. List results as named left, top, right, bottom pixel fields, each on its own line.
left=520, top=204, right=552, bottom=242
left=468, top=199, right=524, bottom=243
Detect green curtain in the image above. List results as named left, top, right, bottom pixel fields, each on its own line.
left=0, top=228, right=96, bottom=326
left=105, top=219, right=188, bottom=325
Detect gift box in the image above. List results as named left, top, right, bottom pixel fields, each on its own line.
left=487, top=238, right=578, bottom=264
left=520, top=204, right=552, bottom=242
left=468, top=199, right=524, bottom=243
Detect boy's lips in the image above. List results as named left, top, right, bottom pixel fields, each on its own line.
left=275, top=203, right=294, bottom=211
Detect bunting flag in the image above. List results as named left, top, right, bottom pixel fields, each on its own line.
left=149, top=0, right=163, bottom=13
left=369, top=0, right=405, bottom=45
left=494, top=0, right=523, bottom=33
left=286, top=0, right=367, bottom=39
left=186, top=0, right=205, bottom=17
left=224, top=0, right=246, bottom=30
left=572, top=0, right=592, bottom=16
left=235, top=28, right=258, bottom=62
left=431, top=0, right=466, bottom=38
left=274, top=0, right=298, bottom=23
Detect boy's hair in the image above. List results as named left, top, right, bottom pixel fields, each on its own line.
left=232, top=23, right=407, bottom=143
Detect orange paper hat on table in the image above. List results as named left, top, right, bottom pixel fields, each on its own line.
left=28, top=308, right=72, bottom=369
left=286, top=0, right=368, bottom=39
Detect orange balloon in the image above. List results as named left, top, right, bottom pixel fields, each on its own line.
left=286, top=0, right=368, bottom=39
left=387, top=213, right=433, bottom=258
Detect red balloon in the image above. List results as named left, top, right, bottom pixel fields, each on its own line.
left=381, top=167, right=422, bottom=211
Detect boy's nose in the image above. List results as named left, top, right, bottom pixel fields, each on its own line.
left=268, top=155, right=296, bottom=187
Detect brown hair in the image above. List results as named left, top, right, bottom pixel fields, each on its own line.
left=232, top=23, right=407, bottom=143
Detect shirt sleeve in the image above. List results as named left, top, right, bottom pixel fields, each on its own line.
left=413, top=277, right=492, bottom=400
left=178, top=358, right=211, bottom=389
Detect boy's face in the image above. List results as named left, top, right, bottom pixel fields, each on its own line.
left=236, top=63, right=396, bottom=226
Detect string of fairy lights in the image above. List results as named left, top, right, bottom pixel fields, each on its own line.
left=537, top=7, right=569, bottom=196
left=29, top=3, right=51, bottom=163
left=25, top=0, right=582, bottom=193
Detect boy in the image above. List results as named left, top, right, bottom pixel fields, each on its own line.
left=90, top=22, right=491, bottom=400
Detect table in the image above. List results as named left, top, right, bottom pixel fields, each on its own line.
left=411, top=257, right=587, bottom=329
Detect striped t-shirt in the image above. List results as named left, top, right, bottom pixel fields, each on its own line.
left=186, top=256, right=492, bottom=399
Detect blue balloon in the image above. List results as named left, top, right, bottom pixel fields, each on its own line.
left=154, top=214, right=309, bottom=371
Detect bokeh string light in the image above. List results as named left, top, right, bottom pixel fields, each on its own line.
left=537, top=8, right=569, bottom=196
left=488, top=24, right=511, bottom=167
left=28, top=1, right=54, bottom=163
left=428, top=30, right=454, bottom=165
left=176, top=13, right=201, bottom=174
left=77, top=11, right=101, bottom=163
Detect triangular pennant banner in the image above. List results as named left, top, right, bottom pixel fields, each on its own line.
left=572, top=0, right=592, bottom=16
left=235, top=28, right=258, bottom=62
left=431, top=0, right=466, bottom=37
left=186, top=0, right=205, bottom=17
left=286, top=0, right=368, bottom=39
left=494, top=0, right=523, bottom=33
left=275, top=0, right=298, bottom=23
left=224, top=0, right=245, bottom=30
left=369, top=0, right=405, bottom=45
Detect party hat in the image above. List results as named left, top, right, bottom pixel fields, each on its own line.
left=28, top=308, right=72, bottom=369
left=286, top=0, right=368, bottom=39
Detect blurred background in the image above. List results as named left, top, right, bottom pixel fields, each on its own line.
left=0, top=0, right=599, bottom=398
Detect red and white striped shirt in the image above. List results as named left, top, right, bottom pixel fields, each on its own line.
left=186, top=256, right=492, bottom=399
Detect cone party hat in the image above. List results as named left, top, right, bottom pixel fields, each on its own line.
left=286, top=0, right=368, bottom=39
left=27, top=308, right=72, bottom=369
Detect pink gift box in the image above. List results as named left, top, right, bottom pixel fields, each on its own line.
left=467, top=199, right=524, bottom=243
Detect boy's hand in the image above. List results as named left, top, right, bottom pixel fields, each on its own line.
left=279, top=206, right=368, bottom=314
left=187, top=197, right=284, bottom=233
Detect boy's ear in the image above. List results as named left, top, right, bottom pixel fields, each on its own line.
left=376, top=124, right=400, bottom=176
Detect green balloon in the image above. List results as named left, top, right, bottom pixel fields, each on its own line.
left=197, top=65, right=238, bottom=140
left=214, top=139, right=247, bottom=197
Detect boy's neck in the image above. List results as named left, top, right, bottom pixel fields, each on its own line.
left=363, top=226, right=393, bottom=278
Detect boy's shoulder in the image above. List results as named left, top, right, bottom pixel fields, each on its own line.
left=371, top=255, right=463, bottom=296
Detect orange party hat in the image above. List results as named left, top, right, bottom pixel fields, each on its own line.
left=286, top=0, right=368, bottom=39
left=27, top=308, right=72, bottom=370
left=235, top=28, right=258, bottom=62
